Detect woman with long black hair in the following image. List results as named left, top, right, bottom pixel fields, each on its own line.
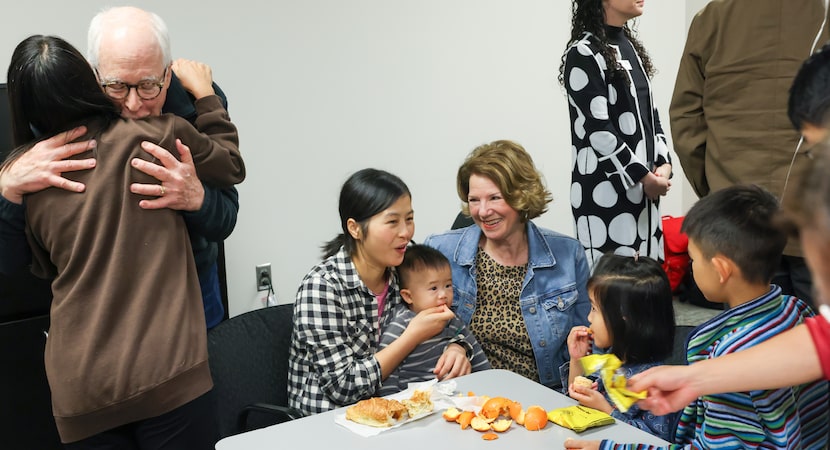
left=560, top=0, right=672, bottom=267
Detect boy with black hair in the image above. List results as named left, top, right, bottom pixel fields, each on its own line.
left=566, top=185, right=829, bottom=449
left=789, top=40, right=830, bottom=145
left=378, top=244, right=490, bottom=395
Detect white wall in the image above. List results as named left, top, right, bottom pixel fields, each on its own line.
left=0, top=1, right=696, bottom=317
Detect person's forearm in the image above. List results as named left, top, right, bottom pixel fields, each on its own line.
left=687, top=325, right=822, bottom=395
left=0, top=196, right=32, bottom=274
left=375, top=331, right=420, bottom=380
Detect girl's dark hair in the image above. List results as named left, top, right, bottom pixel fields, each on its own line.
left=558, top=0, right=655, bottom=87
left=321, top=168, right=411, bottom=259
left=4, top=35, right=118, bottom=167
left=588, top=253, right=675, bottom=364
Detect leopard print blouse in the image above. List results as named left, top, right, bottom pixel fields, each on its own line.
left=469, top=247, right=539, bottom=383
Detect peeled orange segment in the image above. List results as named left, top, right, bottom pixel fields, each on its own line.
left=442, top=407, right=461, bottom=422
left=523, top=405, right=548, bottom=431
left=482, top=433, right=499, bottom=441
left=470, top=416, right=492, bottom=432
left=458, top=410, right=475, bottom=429
left=491, top=419, right=512, bottom=432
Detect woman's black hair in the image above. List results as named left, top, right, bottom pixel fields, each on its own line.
left=321, top=168, right=411, bottom=259
left=588, top=253, right=675, bottom=364
left=4, top=34, right=118, bottom=165
left=558, top=0, right=655, bottom=87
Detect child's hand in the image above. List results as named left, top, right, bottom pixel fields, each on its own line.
left=567, top=326, right=593, bottom=359
left=563, top=438, right=601, bottom=450
left=433, top=343, right=471, bottom=380
left=406, top=305, right=455, bottom=342
left=568, top=381, right=613, bottom=414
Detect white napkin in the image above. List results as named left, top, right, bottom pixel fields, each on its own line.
left=334, top=379, right=460, bottom=437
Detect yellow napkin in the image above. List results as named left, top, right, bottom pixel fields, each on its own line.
left=579, top=354, right=646, bottom=413
left=547, top=405, right=614, bottom=432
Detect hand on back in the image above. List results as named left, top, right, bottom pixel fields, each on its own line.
left=130, top=139, right=205, bottom=211
left=0, top=126, right=95, bottom=204
left=171, top=58, right=215, bottom=100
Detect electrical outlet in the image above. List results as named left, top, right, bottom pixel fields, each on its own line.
left=255, top=263, right=272, bottom=291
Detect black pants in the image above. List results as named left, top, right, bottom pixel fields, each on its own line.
left=772, top=255, right=815, bottom=310
left=63, top=390, right=217, bottom=450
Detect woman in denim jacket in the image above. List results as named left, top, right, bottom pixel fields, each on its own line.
left=424, top=140, right=591, bottom=390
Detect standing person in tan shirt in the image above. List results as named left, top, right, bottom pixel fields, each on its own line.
left=670, top=0, right=830, bottom=308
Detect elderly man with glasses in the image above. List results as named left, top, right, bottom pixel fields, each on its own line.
left=0, top=6, right=237, bottom=331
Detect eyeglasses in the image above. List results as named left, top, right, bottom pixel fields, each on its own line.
left=98, top=67, right=168, bottom=100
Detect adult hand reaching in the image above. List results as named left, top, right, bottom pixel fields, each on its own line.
left=0, top=125, right=96, bottom=204
left=130, top=139, right=205, bottom=211
left=627, top=365, right=699, bottom=416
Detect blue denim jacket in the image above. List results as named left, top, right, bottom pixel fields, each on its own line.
left=424, top=221, right=591, bottom=388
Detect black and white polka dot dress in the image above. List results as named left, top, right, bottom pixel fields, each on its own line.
left=563, top=26, right=671, bottom=267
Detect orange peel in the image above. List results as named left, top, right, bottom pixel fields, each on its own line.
left=458, top=410, right=475, bottom=430
left=480, top=396, right=521, bottom=420
left=514, top=409, right=526, bottom=425
left=482, top=433, right=499, bottom=441
left=491, top=419, right=512, bottom=432
left=442, top=407, right=461, bottom=422
left=508, top=401, right=523, bottom=420
left=470, top=416, right=492, bottom=432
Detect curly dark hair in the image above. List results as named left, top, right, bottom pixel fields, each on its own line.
left=557, top=0, right=655, bottom=87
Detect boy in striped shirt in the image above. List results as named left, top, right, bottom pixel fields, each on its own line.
left=566, top=185, right=829, bottom=450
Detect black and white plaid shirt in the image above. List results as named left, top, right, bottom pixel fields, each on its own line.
left=287, top=247, right=399, bottom=415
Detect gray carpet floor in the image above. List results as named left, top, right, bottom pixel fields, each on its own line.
left=673, top=298, right=722, bottom=327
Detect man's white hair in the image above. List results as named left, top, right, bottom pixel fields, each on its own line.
left=86, top=6, right=171, bottom=70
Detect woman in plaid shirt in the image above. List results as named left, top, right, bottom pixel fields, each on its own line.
left=288, top=168, right=473, bottom=415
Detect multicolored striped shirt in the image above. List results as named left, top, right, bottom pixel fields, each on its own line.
left=600, top=286, right=829, bottom=449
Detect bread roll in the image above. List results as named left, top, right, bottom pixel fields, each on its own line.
left=345, top=397, right=409, bottom=427
left=402, top=389, right=434, bottom=417
left=573, top=375, right=593, bottom=389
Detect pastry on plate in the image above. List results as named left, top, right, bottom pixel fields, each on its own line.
left=345, top=397, right=409, bottom=427
left=402, top=389, right=434, bottom=417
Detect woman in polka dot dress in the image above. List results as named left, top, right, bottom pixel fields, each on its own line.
left=559, top=0, right=672, bottom=267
